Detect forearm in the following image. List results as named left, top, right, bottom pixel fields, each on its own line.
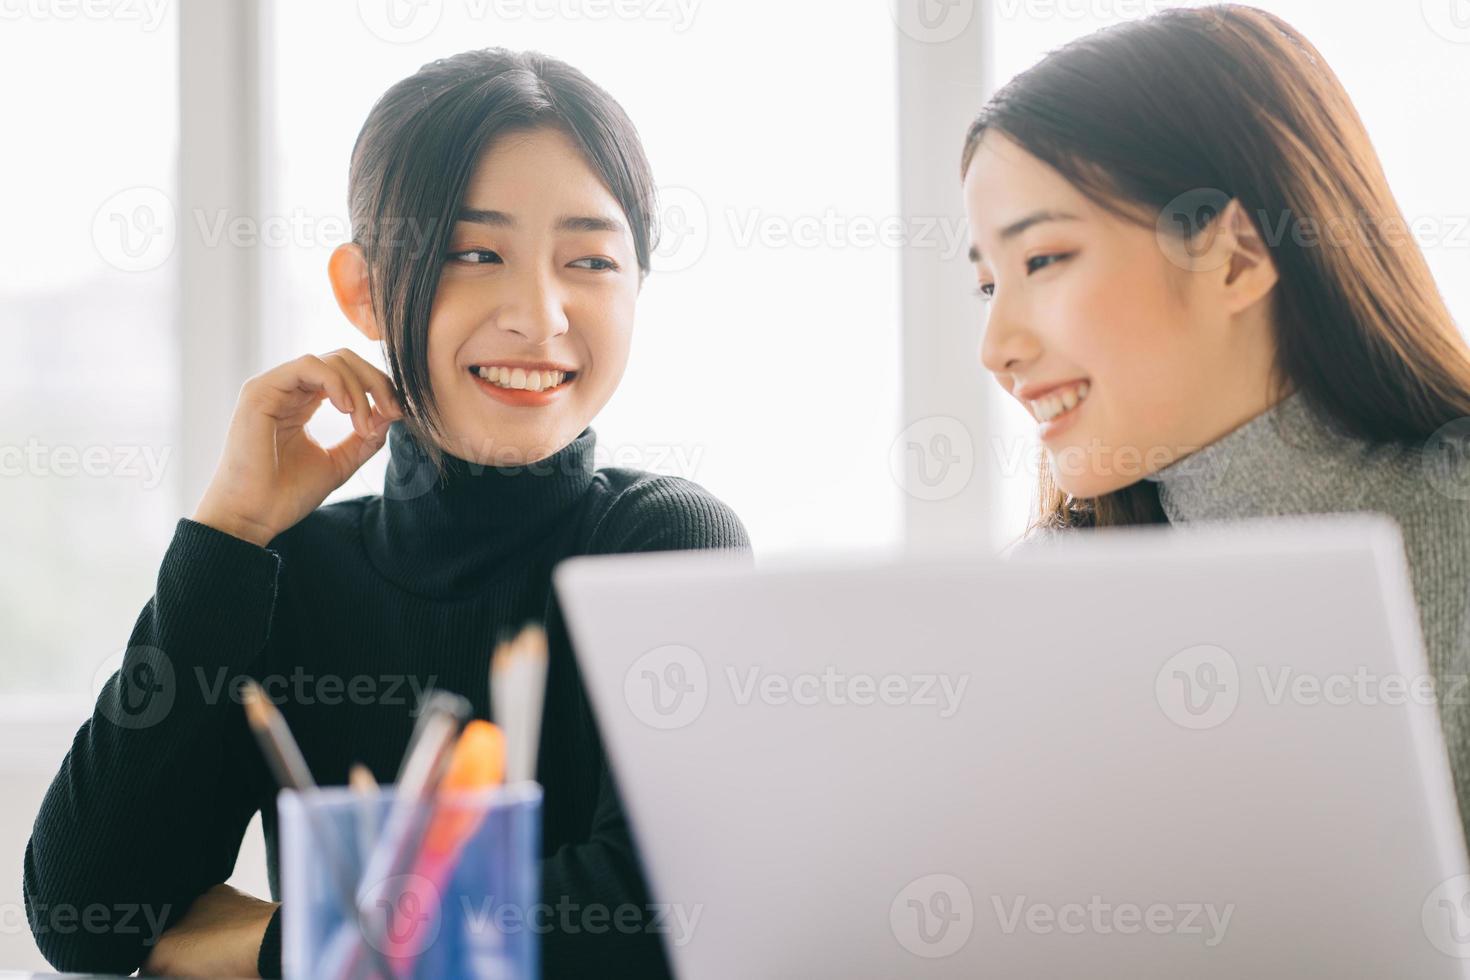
left=142, top=884, right=280, bottom=978
left=24, top=518, right=282, bottom=973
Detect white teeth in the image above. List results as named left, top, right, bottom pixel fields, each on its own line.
left=1028, top=381, right=1090, bottom=423
left=474, top=366, right=570, bottom=391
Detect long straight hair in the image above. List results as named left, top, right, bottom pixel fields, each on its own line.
left=960, top=4, right=1470, bottom=532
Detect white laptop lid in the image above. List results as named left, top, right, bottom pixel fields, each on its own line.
left=554, top=516, right=1470, bottom=978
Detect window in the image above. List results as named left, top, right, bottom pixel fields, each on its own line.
left=0, top=7, right=179, bottom=698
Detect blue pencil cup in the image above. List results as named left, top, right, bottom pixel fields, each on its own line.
left=279, top=782, right=542, bottom=979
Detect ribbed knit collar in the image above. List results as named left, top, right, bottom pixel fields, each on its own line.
left=363, top=420, right=598, bottom=598
left=1143, top=390, right=1378, bottom=524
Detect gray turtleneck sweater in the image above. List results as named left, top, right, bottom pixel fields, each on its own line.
left=1138, top=391, right=1470, bottom=835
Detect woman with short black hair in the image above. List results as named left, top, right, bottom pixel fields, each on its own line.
left=25, top=48, right=747, bottom=979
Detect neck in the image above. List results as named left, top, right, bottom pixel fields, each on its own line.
left=363, top=420, right=597, bottom=597
left=1145, top=390, right=1374, bottom=523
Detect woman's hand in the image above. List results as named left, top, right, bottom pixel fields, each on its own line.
left=191, top=349, right=405, bottom=547
left=141, top=883, right=279, bottom=977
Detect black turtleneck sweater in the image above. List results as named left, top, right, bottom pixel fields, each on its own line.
left=23, top=422, right=749, bottom=978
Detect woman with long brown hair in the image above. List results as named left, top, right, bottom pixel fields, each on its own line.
left=960, top=3, right=1470, bottom=829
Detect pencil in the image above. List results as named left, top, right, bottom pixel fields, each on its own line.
left=348, top=763, right=379, bottom=877
left=491, top=623, right=549, bottom=785
left=340, top=690, right=469, bottom=979
left=241, top=682, right=397, bottom=980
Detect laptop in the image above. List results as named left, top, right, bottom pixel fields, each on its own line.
left=553, top=516, right=1470, bottom=978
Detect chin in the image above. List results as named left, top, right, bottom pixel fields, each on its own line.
left=1044, top=447, right=1151, bottom=500
left=495, top=421, right=581, bottom=466
left=432, top=413, right=563, bottom=468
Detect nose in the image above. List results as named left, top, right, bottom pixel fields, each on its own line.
left=496, top=267, right=570, bottom=345
left=978, top=295, right=1040, bottom=378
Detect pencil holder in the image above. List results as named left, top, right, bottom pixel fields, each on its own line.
left=279, top=781, right=542, bottom=980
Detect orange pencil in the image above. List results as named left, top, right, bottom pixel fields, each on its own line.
left=423, top=721, right=506, bottom=856
left=384, top=721, right=506, bottom=976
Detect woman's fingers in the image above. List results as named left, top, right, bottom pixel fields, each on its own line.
left=320, top=350, right=374, bottom=437
left=329, top=347, right=404, bottom=424
left=195, top=351, right=399, bottom=547
left=325, top=413, right=391, bottom=478
left=248, top=354, right=355, bottom=421
left=242, top=351, right=399, bottom=443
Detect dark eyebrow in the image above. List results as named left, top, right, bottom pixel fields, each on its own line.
left=457, top=208, right=515, bottom=227
left=557, top=215, right=625, bottom=235
left=969, top=209, right=1081, bottom=263
left=454, top=209, right=625, bottom=235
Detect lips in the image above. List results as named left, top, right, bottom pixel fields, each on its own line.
left=468, top=363, right=578, bottom=393
left=1026, top=380, right=1090, bottom=424
left=1025, top=380, right=1091, bottom=443
left=469, top=365, right=577, bottom=408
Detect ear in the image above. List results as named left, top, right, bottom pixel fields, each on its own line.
left=328, top=243, right=382, bottom=342
left=1214, top=198, right=1279, bottom=315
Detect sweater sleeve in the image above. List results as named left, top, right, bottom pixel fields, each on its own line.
left=539, top=475, right=750, bottom=977
left=23, top=517, right=282, bottom=975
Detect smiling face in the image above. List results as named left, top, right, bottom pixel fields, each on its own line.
left=961, top=131, right=1281, bottom=499
left=424, top=125, right=640, bottom=466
